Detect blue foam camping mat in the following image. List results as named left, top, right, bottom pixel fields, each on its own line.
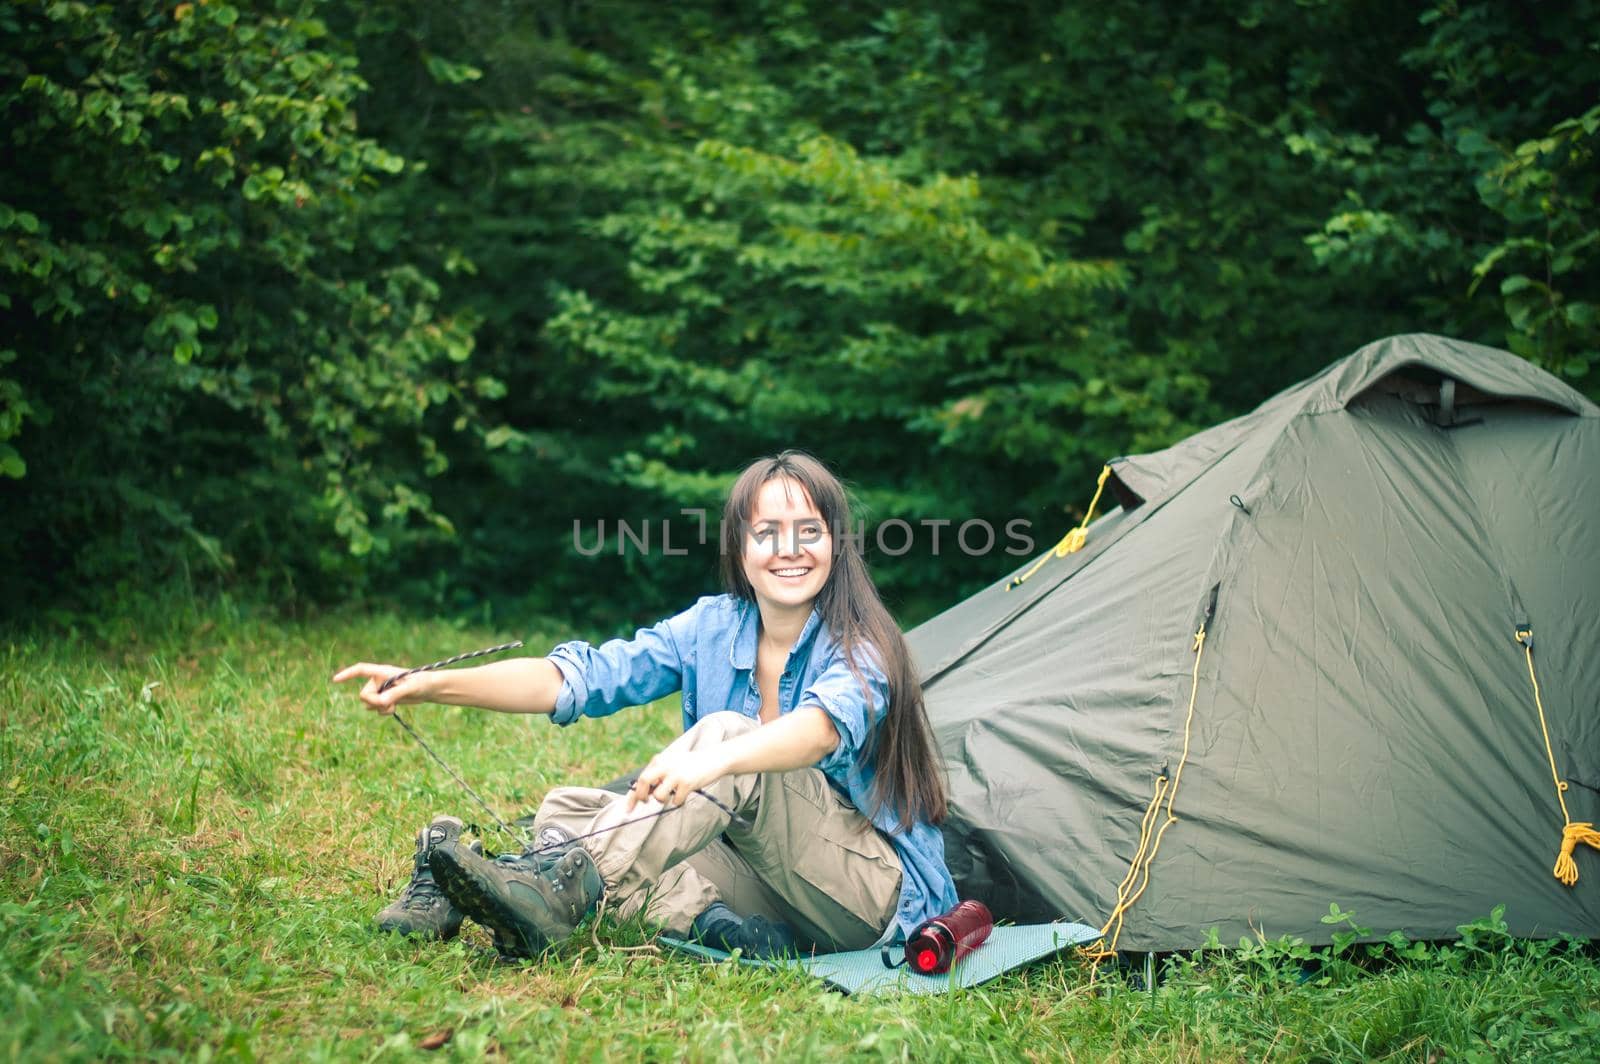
left=661, top=921, right=1101, bottom=995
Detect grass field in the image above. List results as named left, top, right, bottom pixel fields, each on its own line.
left=4, top=599, right=1599, bottom=1061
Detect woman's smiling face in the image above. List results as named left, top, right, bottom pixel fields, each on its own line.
left=741, top=476, right=833, bottom=613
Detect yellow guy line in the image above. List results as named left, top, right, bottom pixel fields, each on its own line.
left=1007, top=465, right=1111, bottom=590
left=1516, top=627, right=1600, bottom=886
left=1080, top=623, right=1207, bottom=969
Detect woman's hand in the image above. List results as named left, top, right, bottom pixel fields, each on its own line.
left=331, top=658, right=564, bottom=717
left=627, top=746, right=732, bottom=811
left=331, top=662, right=435, bottom=715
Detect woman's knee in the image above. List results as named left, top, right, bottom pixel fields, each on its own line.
left=683, top=710, right=759, bottom=746
left=535, top=785, right=616, bottom=822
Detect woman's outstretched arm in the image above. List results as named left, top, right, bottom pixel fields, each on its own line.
left=332, top=657, right=565, bottom=716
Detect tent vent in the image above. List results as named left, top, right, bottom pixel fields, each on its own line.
left=1436, top=376, right=1485, bottom=430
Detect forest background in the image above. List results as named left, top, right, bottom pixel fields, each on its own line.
left=5, top=4, right=1600, bottom=1058
left=3, top=0, right=1597, bottom=631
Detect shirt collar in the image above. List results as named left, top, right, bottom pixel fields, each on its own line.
left=729, top=597, right=825, bottom=670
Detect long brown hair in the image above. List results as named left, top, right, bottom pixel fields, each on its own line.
left=719, top=450, right=947, bottom=830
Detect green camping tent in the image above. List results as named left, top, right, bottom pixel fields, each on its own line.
left=913, top=334, right=1600, bottom=951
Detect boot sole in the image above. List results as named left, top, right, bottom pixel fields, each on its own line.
left=373, top=914, right=462, bottom=940
left=428, top=842, right=565, bottom=958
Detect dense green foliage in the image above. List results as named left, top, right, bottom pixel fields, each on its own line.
left=0, top=1, right=484, bottom=611
left=3, top=605, right=1596, bottom=1060
left=4, top=0, right=1596, bottom=623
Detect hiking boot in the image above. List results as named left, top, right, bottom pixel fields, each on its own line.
left=691, top=901, right=796, bottom=959
left=374, top=814, right=484, bottom=940
left=428, top=838, right=604, bottom=958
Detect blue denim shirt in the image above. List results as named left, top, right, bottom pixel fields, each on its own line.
left=545, top=593, right=957, bottom=937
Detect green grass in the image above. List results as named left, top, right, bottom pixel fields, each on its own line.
left=3, top=599, right=1598, bottom=1062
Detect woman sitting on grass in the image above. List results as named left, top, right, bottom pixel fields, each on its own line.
left=333, top=450, right=956, bottom=958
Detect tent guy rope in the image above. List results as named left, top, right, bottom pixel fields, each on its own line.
left=1516, top=626, right=1600, bottom=886
left=1007, top=465, right=1110, bottom=591
left=1081, top=621, right=1207, bottom=969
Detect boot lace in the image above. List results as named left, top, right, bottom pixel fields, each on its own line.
left=398, top=853, right=446, bottom=911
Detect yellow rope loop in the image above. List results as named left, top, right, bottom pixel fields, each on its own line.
left=1007, top=530, right=1075, bottom=590
left=1554, top=823, right=1600, bottom=887
left=1082, top=775, right=1168, bottom=961
left=1514, top=626, right=1591, bottom=887
left=1007, top=465, right=1111, bottom=590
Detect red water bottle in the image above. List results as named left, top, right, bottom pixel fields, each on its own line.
left=905, top=900, right=994, bottom=974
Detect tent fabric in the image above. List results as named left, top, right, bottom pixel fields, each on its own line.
left=914, top=334, right=1600, bottom=950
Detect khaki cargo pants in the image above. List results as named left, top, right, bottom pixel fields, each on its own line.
left=531, top=711, right=903, bottom=950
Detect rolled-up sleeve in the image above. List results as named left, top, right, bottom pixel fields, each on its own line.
left=800, top=645, right=889, bottom=773
left=544, top=599, right=705, bottom=726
